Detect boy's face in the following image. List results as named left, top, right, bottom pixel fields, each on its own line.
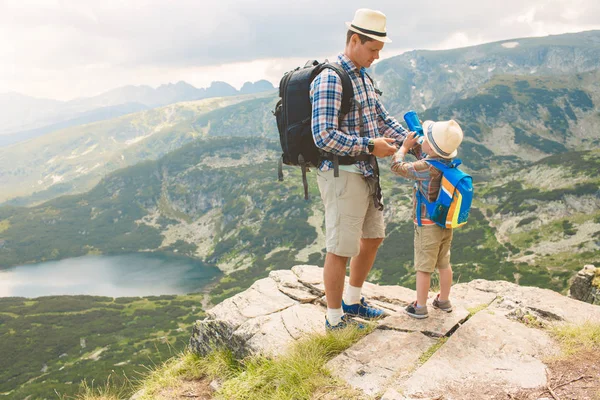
left=422, top=140, right=433, bottom=156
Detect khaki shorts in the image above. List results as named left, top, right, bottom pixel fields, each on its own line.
left=317, top=169, right=385, bottom=257
left=414, top=224, right=453, bottom=273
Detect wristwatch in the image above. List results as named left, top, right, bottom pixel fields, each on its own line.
left=367, top=138, right=375, bottom=154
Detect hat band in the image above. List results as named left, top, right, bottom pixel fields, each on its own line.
left=426, top=124, right=451, bottom=157
left=350, top=24, right=387, bottom=37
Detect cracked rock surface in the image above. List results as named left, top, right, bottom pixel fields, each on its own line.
left=189, top=265, right=600, bottom=398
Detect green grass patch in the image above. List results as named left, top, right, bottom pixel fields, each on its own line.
left=0, top=218, right=10, bottom=233
left=418, top=337, right=448, bottom=365
left=217, top=325, right=372, bottom=400
left=467, top=303, right=489, bottom=317
left=550, top=322, right=600, bottom=356
left=129, top=324, right=373, bottom=400
left=593, top=269, right=600, bottom=288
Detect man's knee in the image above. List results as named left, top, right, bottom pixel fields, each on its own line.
left=360, top=237, right=384, bottom=251
left=324, top=252, right=349, bottom=267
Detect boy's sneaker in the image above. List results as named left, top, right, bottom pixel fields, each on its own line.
left=325, top=314, right=365, bottom=331
left=405, top=301, right=429, bottom=319
left=432, top=294, right=453, bottom=312
left=342, top=297, right=385, bottom=320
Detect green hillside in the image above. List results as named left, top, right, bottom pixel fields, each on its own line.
left=0, top=294, right=205, bottom=399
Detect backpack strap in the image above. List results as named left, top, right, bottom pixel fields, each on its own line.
left=362, top=71, right=383, bottom=96
left=321, top=63, right=354, bottom=115
left=416, top=186, right=423, bottom=227
left=317, top=63, right=356, bottom=178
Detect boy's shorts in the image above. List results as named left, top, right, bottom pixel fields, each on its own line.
left=414, top=224, right=453, bottom=273
left=316, top=169, right=385, bottom=257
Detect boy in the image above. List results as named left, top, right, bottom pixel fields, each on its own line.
left=390, top=120, right=464, bottom=319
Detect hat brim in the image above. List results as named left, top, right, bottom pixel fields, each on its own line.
left=422, top=120, right=458, bottom=159
left=345, top=22, right=392, bottom=43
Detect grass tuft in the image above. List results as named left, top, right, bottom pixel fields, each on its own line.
left=56, top=375, right=127, bottom=400
left=216, top=324, right=372, bottom=400
left=550, top=322, right=600, bottom=356
left=418, top=337, right=448, bottom=366
left=467, top=303, right=488, bottom=317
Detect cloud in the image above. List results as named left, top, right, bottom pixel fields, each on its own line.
left=1, top=0, right=599, bottom=100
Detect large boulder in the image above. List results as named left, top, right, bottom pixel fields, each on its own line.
left=569, top=264, right=599, bottom=305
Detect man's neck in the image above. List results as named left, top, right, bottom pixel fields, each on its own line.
left=343, top=50, right=363, bottom=70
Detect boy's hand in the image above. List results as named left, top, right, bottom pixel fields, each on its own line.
left=401, top=132, right=419, bottom=152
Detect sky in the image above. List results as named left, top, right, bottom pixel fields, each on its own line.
left=1, top=0, right=600, bottom=101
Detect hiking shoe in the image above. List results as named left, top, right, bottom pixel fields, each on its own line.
left=405, top=301, right=429, bottom=319
left=432, top=294, right=453, bottom=312
left=325, top=314, right=365, bottom=331
left=342, top=297, right=385, bottom=320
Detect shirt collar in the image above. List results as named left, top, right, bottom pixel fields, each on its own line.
left=337, top=53, right=365, bottom=76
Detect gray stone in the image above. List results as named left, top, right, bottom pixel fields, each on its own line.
left=379, top=306, right=470, bottom=338
left=209, top=379, right=221, bottom=392
left=449, top=281, right=499, bottom=310
left=207, top=277, right=297, bottom=328
left=189, top=319, right=247, bottom=358
left=269, top=269, right=319, bottom=303
left=361, top=282, right=416, bottom=306
left=397, top=311, right=558, bottom=399
left=292, top=264, right=325, bottom=295
left=469, top=279, right=600, bottom=324
left=327, top=330, right=435, bottom=397
left=569, top=264, right=599, bottom=305
left=237, top=303, right=325, bottom=356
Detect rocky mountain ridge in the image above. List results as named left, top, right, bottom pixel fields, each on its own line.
left=190, top=265, right=600, bottom=399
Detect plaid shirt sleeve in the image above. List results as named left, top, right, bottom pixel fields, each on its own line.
left=390, top=151, right=432, bottom=181
left=310, top=70, right=369, bottom=156
left=376, top=97, right=407, bottom=147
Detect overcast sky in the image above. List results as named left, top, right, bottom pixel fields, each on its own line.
left=2, top=0, right=600, bottom=101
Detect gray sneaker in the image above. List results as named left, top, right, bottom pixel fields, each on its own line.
left=405, top=301, right=428, bottom=319
left=432, top=294, right=453, bottom=312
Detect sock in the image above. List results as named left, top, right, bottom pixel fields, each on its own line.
left=343, top=284, right=362, bottom=305
left=327, top=308, right=344, bottom=326
left=416, top=303, right=425, bottom=309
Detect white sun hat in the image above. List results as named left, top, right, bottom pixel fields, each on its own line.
left=345, top=9, right=392, bottom=43
left=422, top=120, right=464, bottom=159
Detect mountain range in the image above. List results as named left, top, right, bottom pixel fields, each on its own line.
left=0, top=30, right=599, bottom=289
left=0, top=79, right=275, bottom=146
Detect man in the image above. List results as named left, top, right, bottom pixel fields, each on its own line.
left=310, top=8, right=409, bottom=329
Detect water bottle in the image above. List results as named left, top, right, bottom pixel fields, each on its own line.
left=403, top=110, right=423, bottom=136
left=403, top=110, right=425, bottom=145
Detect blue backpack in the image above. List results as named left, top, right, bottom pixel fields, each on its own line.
left=416, top=159, right=473, bottom=229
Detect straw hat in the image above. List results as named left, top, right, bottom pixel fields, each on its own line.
left=422, top=120, right=464, bottom=158
left=345, top=9, right=392, bottom=43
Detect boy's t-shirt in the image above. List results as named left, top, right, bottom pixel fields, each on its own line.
left=390, top=146, right=453, bottom=225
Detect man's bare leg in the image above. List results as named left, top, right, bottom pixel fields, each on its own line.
left=323, top=252, right=349, bottom=309
left=348, top=238, right=384, bottom=288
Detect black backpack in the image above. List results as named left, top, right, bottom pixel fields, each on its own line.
left=273, top=60, right=355, bottom=200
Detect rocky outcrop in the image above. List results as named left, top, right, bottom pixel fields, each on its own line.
left=569, top=264, right=599, bottom=305
left=189, top=265, right=600, bottom=399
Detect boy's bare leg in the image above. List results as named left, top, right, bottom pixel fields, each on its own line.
left=348, top=238, right=384, bottom=287
left=416, top=271, right=431, bottom=307
left=438, top=266, right=453, bottom=301
left=323, top=252, right=349, bottom=309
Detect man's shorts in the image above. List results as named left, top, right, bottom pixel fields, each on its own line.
left=414, top=224, right=453, bottom=273
left=316, top=169, right=385, bottom=257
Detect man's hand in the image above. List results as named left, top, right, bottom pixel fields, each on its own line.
left=372, top=138, right=397, bottom=157
left=401, top=132, right=419, bottom=153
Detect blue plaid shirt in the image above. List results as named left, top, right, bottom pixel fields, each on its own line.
left=309, top=53, right=408, bottom=177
